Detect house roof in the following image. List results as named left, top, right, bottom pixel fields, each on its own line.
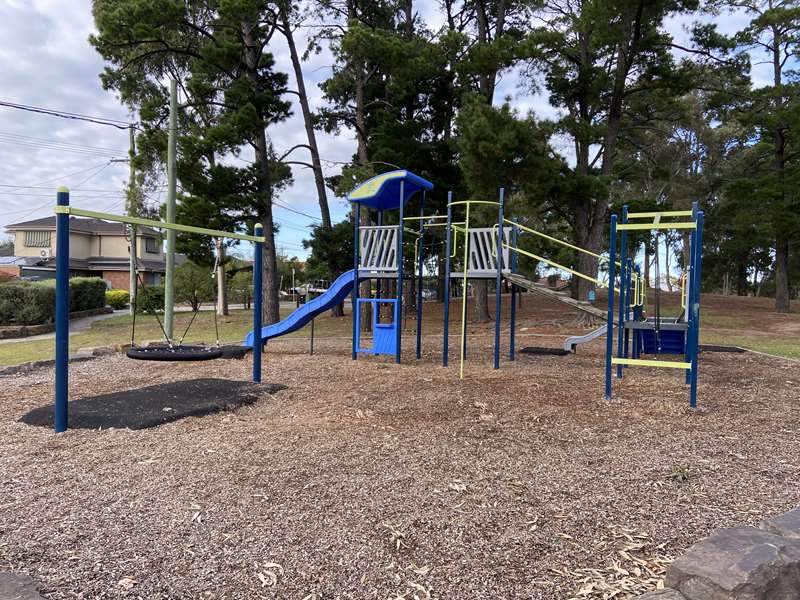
left=348, top=170, right=434, bottom=211
left=5, top=216, right=160, bottom=236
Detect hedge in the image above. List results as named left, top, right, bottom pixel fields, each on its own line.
left=40, top=277, right=107, bottom=313
left=136, top=285, right=165, bottom=314
left=0, top=277, right=108, bottom=326
left=0, top=282, right=55, bottom=326
left=106, top=289, right=130, bottom=310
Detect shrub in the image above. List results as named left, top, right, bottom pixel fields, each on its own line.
left=70, top=277, right=107, bottom=311
left=40, top=277, right=107, bottom=312
left=105, top=289, right=130, bottom=310
left=174, top=261, right=214, bottom=311
left=0, top=282, right=56, bottom=325
left=135, top=285, right=165, bottom=314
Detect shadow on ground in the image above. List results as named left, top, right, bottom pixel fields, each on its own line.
left=19, top=378, right=285, bottom=430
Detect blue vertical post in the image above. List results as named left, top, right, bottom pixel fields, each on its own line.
left=252, top=224, right=263, bottom=382
left=685, top=201, right=698, bottom=383
left=493, top=188, right=505, bottom=369
left=442, top=194, right=452, bottom=367
left=623, top=257, right=633, bottom=360
left=689, top=212, right=704, bottom=408
left=352, top=203, right=361, bottom=360
left=54, top=187, right=70, bottom=433
left=633, top=264, right=642, bottom=359
left=604, top=214, right=618, bottom=400
left=509, top=223, right=518, bottom=361
left=616, top=206, right=628, bottom=378
left=395, top=181, right=405, bottom=364
left=416, top=191, right=425, bottom=359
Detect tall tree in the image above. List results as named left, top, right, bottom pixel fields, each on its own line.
left=721, top=0, right=800, bottom=311
left=522, top=0, right=698, bottom=302
left=91, top=0, right=291, bottom=324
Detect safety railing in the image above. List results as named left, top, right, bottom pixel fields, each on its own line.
left=359, top=225, right=398, bottom=271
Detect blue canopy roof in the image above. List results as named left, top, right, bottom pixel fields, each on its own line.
left=348, top=170, right=434, bottom=211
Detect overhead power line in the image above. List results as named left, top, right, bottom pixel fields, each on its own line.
left=0, top=100, right=133, bottom=130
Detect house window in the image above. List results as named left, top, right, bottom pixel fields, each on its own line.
left=24, top=231, right=51, bottom=248
left=145, top=237, right=159, bottom=254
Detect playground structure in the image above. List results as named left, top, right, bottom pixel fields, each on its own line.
left=50, top=170, right=705, bottom=432
left=246, top=169, right=704, bottom=406
left=605, top=204, right=705, bottom=408
left=51, top=187, right=265, bottom=433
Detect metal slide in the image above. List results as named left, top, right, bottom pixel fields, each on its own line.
left=244, top=269, right=359, bottom=347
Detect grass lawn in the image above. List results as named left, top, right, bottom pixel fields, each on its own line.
left=0, top=308, right=353, bottom=367
left=1, top=290, right=797, bottom=367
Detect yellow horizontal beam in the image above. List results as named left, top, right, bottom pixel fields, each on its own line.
left=627, top=210, right=693, bottom=219
left=611, top=357, right=691, bottom=369
left=447, top=200, right=500, bottom=207
left=617, top=222, right=696, bottom=231
left=55, top=206, right=265, bottom=242
left=403, top=215, right=447, bottom=221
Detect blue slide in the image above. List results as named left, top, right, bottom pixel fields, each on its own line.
left=244, top=269, right=359, bottom=347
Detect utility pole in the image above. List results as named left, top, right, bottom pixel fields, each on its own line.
left=164, top=79, right=178, bottom=340
left=127, top=124, right=137, bottom=315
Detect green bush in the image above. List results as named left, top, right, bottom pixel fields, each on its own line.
left=40, top=277, right=107, bottom=312
left=105, top=289, right=130, bottom=310
left=136, top=285, right=165, bottom=314
left=0, top=282, right=56, bottom=325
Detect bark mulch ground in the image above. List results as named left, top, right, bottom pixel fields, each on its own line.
left=0, top=320, right=798, bottom=599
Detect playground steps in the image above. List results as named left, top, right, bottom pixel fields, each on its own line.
left=505, top=273, right=607, bottom=320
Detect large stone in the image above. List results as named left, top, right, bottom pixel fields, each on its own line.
left=666, top=527, right=800, bottom=600
left=0, top=572, right=44, bottom=600
left=637, top=590, right=687, bottom=599
left=762, top=508, right=800, bottom=540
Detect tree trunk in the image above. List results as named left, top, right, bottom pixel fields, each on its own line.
left=254, top=129, right=281, bottom=325
left=775, top=234, right=790, bottom=312
left=280, top=3, right=331, bottom=230
left=215, top=238, right=228, bottom=316
left=473, top=279, right=490, bottom=323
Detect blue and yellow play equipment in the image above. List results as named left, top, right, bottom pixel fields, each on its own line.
left=604, top=203, right=704, bottom=408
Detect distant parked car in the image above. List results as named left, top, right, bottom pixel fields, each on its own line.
left=421, top=289, right=436, bottom=300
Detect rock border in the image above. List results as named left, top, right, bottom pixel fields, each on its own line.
left=0, top=345, right=119, bottom=377
left=637, top=507, right=800, bottom=599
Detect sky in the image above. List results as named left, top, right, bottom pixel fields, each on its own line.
left=0, top=0, right=768, bottom=260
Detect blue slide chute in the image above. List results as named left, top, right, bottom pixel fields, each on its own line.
left=244, top=270, right=358, bottom=347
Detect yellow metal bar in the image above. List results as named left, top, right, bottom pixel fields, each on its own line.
left=503, top=243, right=607, bottom=288
left=680, top=273, right=688, bottom=311
left=505, top=218, right=619, bottom=267
left=403, top=215, right=448, bottom=221
left=617, top=222, right=696, bottom=231
left=421, top=221, right=465, bottom=228
left=448, top=200, right=500, bottom=208
left=459, top=201, right=471, bottom=379
left=611, top=357, right=691, bottom=369
left=627, top=210, right=693, bottom=219
left=55, top=205, right=265, bottom=242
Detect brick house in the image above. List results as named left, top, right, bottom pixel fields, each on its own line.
left=2, top=216, right=169, bottom=290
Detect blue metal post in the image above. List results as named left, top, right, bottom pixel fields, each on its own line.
left=352, top=204, right=360, bottom=360
left=252, top=224, right=263, bottom=382
left=416, top=191, right=425, bottom=359
left=623, top=257, right=633, bottom=361
left=442, top=194, right=452, bottom=367
left=616, top=206, right=628, bottom=378
left=493, top=188, right=504, bottom=369
left=633, top=264, right=642, bottom=359
left=689, top=212, right=704, bottom=408
left=509, top=223, right=518, bottom=361
left=395, top=181, right=405, bottom=364
left=54, top=187, right=70, bottom=433
left=604, top=215, right=618, bottom=400
left=685, top=201, right=698, bottom=383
